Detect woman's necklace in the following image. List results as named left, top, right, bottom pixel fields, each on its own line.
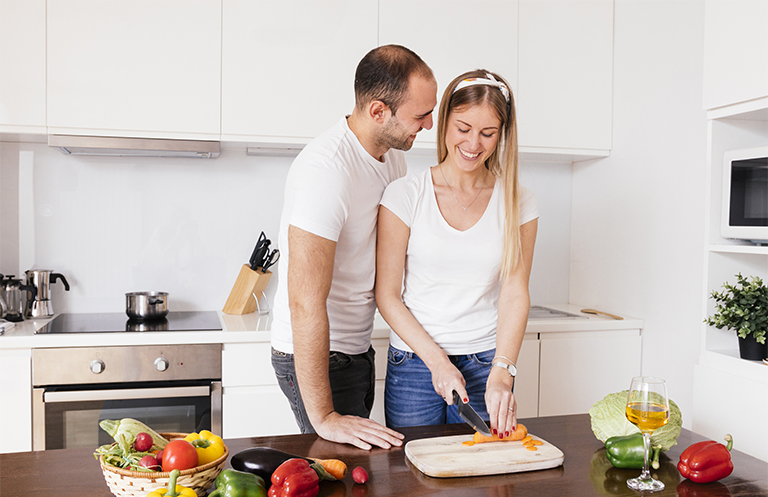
left=439, top=164, right=486, bottom=211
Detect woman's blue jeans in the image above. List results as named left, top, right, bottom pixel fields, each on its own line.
left=384, top=345, right=494, bottom=428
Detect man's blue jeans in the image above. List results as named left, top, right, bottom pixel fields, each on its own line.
left=384, top=345, right=495, bottom=428
left=271, top=346, right=376, bottom=434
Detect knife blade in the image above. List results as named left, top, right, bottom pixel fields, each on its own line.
left=453, top=391, right=492, bottom=436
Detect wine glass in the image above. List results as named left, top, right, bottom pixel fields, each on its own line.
left=625, top=376, right=670, bottom=492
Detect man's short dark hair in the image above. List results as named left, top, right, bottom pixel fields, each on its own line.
left=354, top=45, right=433, bottom=115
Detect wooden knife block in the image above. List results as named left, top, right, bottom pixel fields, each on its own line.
left=222, top=264, right=272, bottom=315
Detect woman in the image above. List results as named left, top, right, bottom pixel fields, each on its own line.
left=375, top=70, right=538, bottom=438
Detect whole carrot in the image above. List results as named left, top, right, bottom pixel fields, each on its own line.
left=311, top=458, right=348, bottom=480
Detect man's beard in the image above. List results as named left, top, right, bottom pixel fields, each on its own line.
left=377, top=115, right=418, bottom=152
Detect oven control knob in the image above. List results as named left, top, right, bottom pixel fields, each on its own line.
left=90, top=359, right=105, bottom=374
left=154, top=357, right=169, bottom=372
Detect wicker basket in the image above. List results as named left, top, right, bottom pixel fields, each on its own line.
left=99, top=432, right=228, bottom=497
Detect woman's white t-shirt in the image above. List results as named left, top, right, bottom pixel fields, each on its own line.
left=380, top=168, right=539, bottom=355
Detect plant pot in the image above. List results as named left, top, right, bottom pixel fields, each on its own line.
left=737, top=335, right=768, bottom=361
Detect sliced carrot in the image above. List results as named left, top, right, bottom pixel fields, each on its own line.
left=462, top=441, right=474, bottom=446
left=471, top=423, right=528, bottom=444
left=530, top=440, right=543, bottom=446
left=312, top=458, right=348, bottom=480
left=521, top=435, right=533, bottom=444
left=525, top=445, right=538, bottom=451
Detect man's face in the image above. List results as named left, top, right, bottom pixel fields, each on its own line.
left=379, top=74, right=438, bottom=151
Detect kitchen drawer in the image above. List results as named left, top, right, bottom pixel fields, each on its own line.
left=222, top=343, right=275, bottom=387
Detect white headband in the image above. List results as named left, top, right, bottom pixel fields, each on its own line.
left=453, top=73, right=510, bottom=103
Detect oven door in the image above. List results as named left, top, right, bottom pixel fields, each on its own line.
left=32, top=381, right=222, bottom=450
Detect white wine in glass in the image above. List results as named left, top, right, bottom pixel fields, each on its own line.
left=625, top=376, right=670, bottom=492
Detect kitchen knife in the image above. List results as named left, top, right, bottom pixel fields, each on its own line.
left=452, top=391, right=492, bottom=436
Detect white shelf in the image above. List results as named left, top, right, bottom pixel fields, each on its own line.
left=699, top=349, right=768, bottom=383
left=709, top=244, right=768, bottom=255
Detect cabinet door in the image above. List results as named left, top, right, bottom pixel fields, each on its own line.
left=0, top=0, right=46, bottom=132
left=703, top=0, right=768, bottom=110
left=538, top=330, right=641, bottom=417
left=47, top=0, right=221, bottom=139
left=0, top=350, right=32, bottom=453
left=517, top=0, right=613, bottom=153
left=222, top=0, right=378, bottom=143
left=514, top=334, right=540, bottom=419
left=223, top=385, right=301, bottom=438
left=379, top=0, right=519, bottom=152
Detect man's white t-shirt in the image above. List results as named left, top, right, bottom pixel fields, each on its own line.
left=271, top=117, right=407, bottom=355
left=380, top=168, right=539, bottom=355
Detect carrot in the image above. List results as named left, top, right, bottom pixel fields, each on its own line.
left=472, top=423, right=528, bottom=444
left=312, top=458, right=348, bottom=480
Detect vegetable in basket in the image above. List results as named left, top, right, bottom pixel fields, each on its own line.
left=99, top=418, right=169, bottom=450
left=145, top=469, right=196, bottom=497
left=589, top=390, right=682, bottom=469
left=184, top=430, right=226, bottom=465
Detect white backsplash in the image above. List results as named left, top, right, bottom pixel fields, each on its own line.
left=0, top=141, right=572, bottom=313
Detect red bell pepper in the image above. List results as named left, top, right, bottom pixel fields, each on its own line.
left=678, top=434, right=734, bottom=483
left=268, top=458, right=319, bottom=497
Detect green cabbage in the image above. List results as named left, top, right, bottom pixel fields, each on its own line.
left=589, top=390, right=682, bottom=451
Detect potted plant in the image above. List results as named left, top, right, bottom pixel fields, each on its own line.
left=705, top=273, right=768, bottom=361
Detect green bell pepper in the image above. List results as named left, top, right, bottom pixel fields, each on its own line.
left=209, top=468, right=267, bottom=497
left=605, top=433, right=662, bottom=470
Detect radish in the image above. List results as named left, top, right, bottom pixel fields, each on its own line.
left=134, top=432, right=154, bottom=452
left=139, top=455, right=159, bottom=471
left=352, top=466, right=369, bottom=484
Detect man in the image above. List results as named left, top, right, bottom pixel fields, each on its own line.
left=271, top=45, right=437, bottom=450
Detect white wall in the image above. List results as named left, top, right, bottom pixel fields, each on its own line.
left=0, top=142, right=572, bottom=314
left=569, top=0, right=708, bottom=427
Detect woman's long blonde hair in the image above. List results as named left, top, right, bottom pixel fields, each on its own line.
left=437, top=70, right=521, bottom=278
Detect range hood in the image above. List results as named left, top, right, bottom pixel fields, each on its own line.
left=48, top=135, right=220, bottom=158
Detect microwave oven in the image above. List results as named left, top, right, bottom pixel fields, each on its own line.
left=721, top=145, right=768, bottom=245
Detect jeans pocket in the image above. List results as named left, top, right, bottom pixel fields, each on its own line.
left=471, top=349, right=495, bottom=366
left=328, top=352, right=352, bottom=372
left=387, top=345, right=409, bottom=366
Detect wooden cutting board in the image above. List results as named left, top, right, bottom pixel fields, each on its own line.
left=405, top=433, right=565, bottom=478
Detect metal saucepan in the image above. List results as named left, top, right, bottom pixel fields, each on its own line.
left=126, top=291, right=169, bottom=320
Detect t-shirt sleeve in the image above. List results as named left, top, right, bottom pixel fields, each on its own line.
left=380, top=174, right=418, bottom=228
left=518, top=186, right=539, bottom=225
left=288, top=160, right=350, bottom=242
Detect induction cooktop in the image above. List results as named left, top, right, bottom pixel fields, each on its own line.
left=36, top=311, right=223, bottom=334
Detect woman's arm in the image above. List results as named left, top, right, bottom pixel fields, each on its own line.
left=485, top=218, right=538, bottom=437
left=375, top=205, right=469, bottom=403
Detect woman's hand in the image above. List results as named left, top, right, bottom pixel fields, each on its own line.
left=430, top=360, right=467, bottom=404
left=485, top=367, right=516, bottom=437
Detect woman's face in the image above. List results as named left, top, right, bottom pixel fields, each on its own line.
left=444, top=103, right=501, bottom=173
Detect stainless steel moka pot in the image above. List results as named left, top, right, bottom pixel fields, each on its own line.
left=25, top=269, right=70, bottom=318
left=0, top=274, right=36, bottom=322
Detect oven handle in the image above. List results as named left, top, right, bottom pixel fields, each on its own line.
left=43, top=385, right=211, bottom=403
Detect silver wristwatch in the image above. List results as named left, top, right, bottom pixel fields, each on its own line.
left=492, top=361, right=517, bottom=377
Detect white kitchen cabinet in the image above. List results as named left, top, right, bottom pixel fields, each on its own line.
left=378, top=0, right=519, bottom=153
left=517, top=0, right=614, bottom=155
left=221, top=342, right=300, bottom=438
left=703, top=0, right=768, bottom=111
left=221, top=0, right=378, bottom=144
left=46, top=0, right=221, bottom=140
left=538, top=329, right=641, bottom=417
left=0, top=0, right=46, bottom=133
left=514, top=334, right=540, bottom=419
left=0, top=349, right=32, bottom=453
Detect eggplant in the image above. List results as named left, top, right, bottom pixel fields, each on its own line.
left=230, top=447, right=312, bottom=484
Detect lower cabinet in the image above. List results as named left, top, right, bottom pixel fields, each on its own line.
left=538, top=330, right=642, bottom=416
left=222, top=328, right=642, bottom=437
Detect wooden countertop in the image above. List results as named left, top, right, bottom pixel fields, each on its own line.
left=2, top=414, right=764, bottom=496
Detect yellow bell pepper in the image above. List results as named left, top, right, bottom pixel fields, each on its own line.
left=146, top=469, right=197, bottom=497
left=183, top=430, right=226, bottom=466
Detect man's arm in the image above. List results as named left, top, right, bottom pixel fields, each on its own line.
left=287, top=225, right=404, bottom=450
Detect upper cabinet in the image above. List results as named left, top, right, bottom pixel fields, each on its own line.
left=703, top=0, right=768, bottom=113
left=0, top=0, right=46, bottom=133
left=378, top=0, right=519, bottom=152
left=46, top=0, right=222, bottom=140
left=221, top=0, right=378, bottom=144
left=517, top=0, right=614, bottom=155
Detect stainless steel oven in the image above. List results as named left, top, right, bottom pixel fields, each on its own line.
left=32, top=343, right=222, bottom=450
